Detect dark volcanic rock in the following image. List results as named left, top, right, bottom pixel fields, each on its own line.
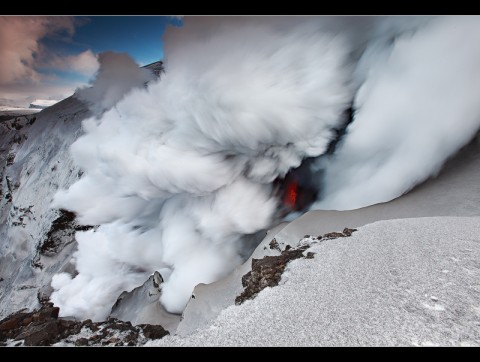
left=0, top=304, right=169, bottom=346
left=6, top=153, right=15, bottom=166
left=139, top=324, right=169, bottom=340
left=0, top=305, right=59, bottom=343
left=321, top=227, right=357, bottom=240
left=16, top=320, right=59, bottom=346
left=235, top=245, right=310, bottom=305
left=0, top=311, right=29, bottom=334
left=268, top=238, right=281, bottom=252
left=342, top=227, right=357, bottom=237
left=75, top=337, right=89, bottom=346
left=322, top=231, right=346, bottom=239
left=236, top=227, right=358, bottom=305
left=39, top=209, right=94, bottom=257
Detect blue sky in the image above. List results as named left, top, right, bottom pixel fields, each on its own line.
left=59, top=16, right=179, bottom=65
left=0, top=16, right=182, bottom=104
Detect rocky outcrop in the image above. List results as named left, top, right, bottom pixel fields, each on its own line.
left=6, top=153, right=15, bottom=166
left=322, top=227, right=357, bottom=239
left=31, top=209, right=94, bottom=269
left=235, top=245, right=311, bottom=305
left=235, top=227, right=357, bottom=305
left=110, top=271, right=181, bottom=333
left=143, top=61, right=164, bottom=78
left=39, top=209, right=94, bottom=257
left=0, top=303, right=168, bottom=346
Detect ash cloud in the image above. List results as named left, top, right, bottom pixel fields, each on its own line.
left=51, top=17, right=353, bottom=318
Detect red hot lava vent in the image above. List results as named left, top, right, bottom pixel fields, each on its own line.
left=283, top=181, right=298, bottom=209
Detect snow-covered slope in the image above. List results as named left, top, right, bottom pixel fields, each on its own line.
left=149, top=216, right=480, bottom=346
left=0, top=107, right=40, bottom=120
left=0, top=96, right=91, bottom=318
left=29, top=99, right=59, bottom=110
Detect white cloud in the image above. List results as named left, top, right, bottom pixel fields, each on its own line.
left=49, top=50, right=99, bottom=77
left=0, top=16, right=97, bottom=103
left=0, top=82, right=83, bottom=107
left=0, top=16, right=75, bottom=85
left=314, top=16, right=480, bottom=210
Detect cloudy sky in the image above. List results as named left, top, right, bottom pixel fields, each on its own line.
left=0, top=16, right=181, bottom=106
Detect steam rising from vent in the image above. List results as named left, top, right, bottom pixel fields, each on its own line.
left=51, top=17, right=353, bottom=319
left=75, top=51, right=155, bottom=115
left=51, top=16, right=480, bottom=321
left=313, top=16, right=480, bottom=210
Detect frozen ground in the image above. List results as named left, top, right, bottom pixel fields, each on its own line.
left=148, top=216, right=480, bottom=346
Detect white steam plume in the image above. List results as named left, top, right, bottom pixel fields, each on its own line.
left=51, top=17, right=353, bottom=318
left=313, top=16, right=480, bottom=210
left=75, top=51, right=154, bottom=115
left=51, top=16, right=480, bottom=320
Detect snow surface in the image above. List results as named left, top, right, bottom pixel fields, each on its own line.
left=148, top=216, right=480, bottom=346
left=109, top=272, right=181, bottom=332
left=0, top=106, right=40, bottom=116
left=29, top=99, right=58, bottom=108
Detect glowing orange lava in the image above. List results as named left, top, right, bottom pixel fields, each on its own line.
left=284, top=181, right=298, bottom=208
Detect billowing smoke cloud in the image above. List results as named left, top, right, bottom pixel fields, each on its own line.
left=75, top=51, right=154, bottom=115
left=51, top=17, right=353, bottom=318
left=51, top=16, right=480, bottom=321
left=313, top=16, right=480, bottom=210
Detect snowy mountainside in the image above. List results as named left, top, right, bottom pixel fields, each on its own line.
left=0, top=96, right=91, bottom=318
left=0, top=59, right=163, bottom=321
left=0, top=107, right=40, bottom=121
left=29, top=99, right=59, bottom=110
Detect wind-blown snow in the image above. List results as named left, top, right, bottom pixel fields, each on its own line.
left=50, top=19, right=353, bottom=318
